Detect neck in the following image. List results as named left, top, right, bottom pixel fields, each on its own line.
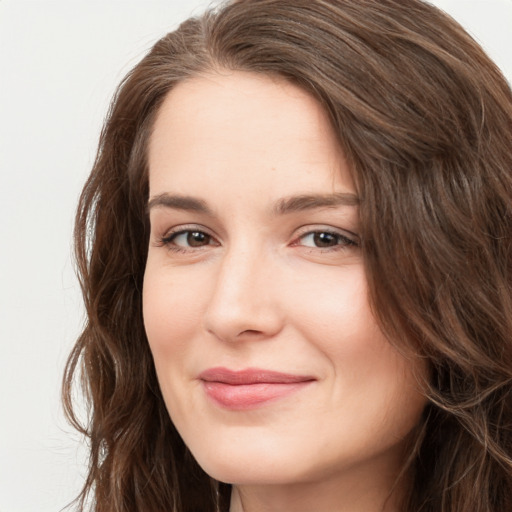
left=228, top=449, right=410, bottom=512
left=229, top=483, right=402, bottom=512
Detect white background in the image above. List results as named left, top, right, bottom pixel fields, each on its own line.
left=0, top=1, right=511, bottom=511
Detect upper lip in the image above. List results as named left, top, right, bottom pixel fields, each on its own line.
left=199, top=367, right=315, bottom=385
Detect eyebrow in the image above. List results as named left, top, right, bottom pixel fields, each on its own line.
left=147, top=192, right=359, bottom=216
left=273, top=192, right=359, bottom=215
left=147, top=193, right=213, bottom=215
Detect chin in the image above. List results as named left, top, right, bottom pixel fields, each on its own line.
left=189, top=440, right=310, bottom=486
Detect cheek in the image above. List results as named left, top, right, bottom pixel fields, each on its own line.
left=285, top=262, right=375, bottom=354
left=286, top=263, right=426, bottom=422
left=142, top=262, right=206, bottom=360
left=142, top=264, right=206, bottom=424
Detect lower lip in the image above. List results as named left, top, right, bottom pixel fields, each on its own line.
left=202, top=381, right=312, bottom=410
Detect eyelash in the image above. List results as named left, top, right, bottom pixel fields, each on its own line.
left=292, top=229, right=359, bottom=251
left=157, top=226, right=359, bottom=254
left=158, top=225, right=217, bottom=254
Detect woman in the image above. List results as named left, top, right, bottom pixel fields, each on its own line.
left=63, top=1, right=512, bottom=511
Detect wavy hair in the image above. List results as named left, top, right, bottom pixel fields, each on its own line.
left=63, top=1, right=512, bottom=511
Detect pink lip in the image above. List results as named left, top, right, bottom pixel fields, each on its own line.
left=199, top=367, right=315, bottom=410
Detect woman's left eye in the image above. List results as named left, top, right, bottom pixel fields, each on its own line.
left=297, top=230, right=358, bottom=249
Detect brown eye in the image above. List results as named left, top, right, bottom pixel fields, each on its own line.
left=297, top=230, right=358, bottom=249
left=313, top=232, right=339, bottom=247
left=163, top=230, right=214, bottom=248
left=186, top=231, right=211, bottom=247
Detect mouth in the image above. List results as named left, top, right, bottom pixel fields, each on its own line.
left=198, top=367, right=315, bottom=410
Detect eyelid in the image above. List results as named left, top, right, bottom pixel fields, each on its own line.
left=160, top=223, right=212, bottom=238
left=292, top=225, right=360, bottom=245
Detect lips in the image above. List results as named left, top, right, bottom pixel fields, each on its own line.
left=199, top=367, right=315, bottom=410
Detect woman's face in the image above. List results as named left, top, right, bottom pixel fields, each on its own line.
left=143, top=71, right=426, bottom=490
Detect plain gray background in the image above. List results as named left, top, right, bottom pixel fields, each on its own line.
left=1, top=1, right=511, bottom=511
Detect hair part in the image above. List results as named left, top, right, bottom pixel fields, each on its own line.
left=63, top=1, right=512, bottom=511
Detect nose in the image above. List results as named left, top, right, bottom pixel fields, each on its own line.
left=203, top=245, right=284, bottom=343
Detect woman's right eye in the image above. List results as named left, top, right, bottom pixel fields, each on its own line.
left=160, top=229, right=217, bottom=251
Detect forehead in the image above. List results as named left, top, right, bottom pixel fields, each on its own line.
left=148, top=70, right=354, bottom=199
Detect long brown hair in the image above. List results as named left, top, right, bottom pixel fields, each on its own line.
left=63, top=1, right=512, bottom=511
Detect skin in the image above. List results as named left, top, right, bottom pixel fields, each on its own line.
left=143, top=71, right=427, bottom=512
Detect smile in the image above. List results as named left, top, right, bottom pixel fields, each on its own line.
left=199, top=367, right=316, bottom=410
